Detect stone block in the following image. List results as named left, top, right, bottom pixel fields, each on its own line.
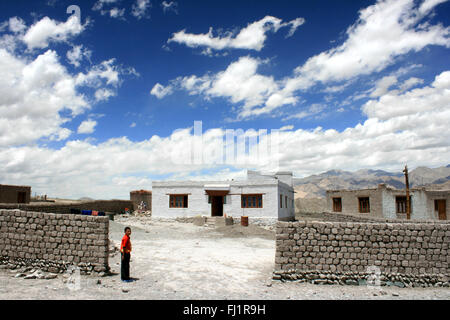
left=276, top=233, right=289, bottom=240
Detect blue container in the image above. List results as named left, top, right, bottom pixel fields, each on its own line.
left=81, top=210, right=92, bottom=216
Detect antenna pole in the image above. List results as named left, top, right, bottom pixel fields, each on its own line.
left=403, top=165, right=411, bottom=220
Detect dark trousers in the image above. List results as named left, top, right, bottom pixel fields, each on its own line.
left=121, top=252, right=130, bottom=280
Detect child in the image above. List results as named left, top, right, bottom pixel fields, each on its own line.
left=120, top=227, right=132, bottom=282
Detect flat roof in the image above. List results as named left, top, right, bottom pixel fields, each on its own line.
left=0, top=184, right=31, bottom=188
left=152, top=179, right=283, bottom=188
left=130, top=190, right=152, bottom=194
left=327, top=186, right=450, bottom=193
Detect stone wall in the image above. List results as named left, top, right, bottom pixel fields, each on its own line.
left=0, top=200, right=133, bottom=214
left=0, top=209, right=109, bottom=274
left=295, top=198, right=327, bottom=215
left=274, top=220, right=450, bottom=287
left=297, top=211, right=446, bottom=224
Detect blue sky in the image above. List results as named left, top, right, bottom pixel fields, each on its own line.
left=0, top=0, right=449, bottom=199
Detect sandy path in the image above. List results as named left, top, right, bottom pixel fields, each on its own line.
left=108, top=218, right=276, bottom=299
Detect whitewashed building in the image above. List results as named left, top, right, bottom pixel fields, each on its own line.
left=151, top=171, right=295, bottom=221
left=326, top=184, right=449, bottom=220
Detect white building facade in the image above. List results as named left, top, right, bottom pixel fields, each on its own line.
left=151, top=171, right=295, bottom=221
left=326, top=184, right=449, bottom=220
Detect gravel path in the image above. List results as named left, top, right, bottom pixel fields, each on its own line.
left=0, top=217, right=449, bottom=300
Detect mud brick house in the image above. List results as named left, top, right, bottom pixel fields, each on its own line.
left=152, top=171, right=295, bottom=221
left=0, top=184, right=31, bottom=204
left=130, top=189, right=152, bottom=211
left=326, top=184, right=449, bottom=220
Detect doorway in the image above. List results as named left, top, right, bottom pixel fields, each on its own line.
left=17, top=192, right=26, bottom=204
left=211, top=196, right=224, bottom=217
left=435, top=200, right=447, bottom=220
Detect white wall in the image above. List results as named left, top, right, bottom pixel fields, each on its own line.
left=426, top=192, right=450, bottom=220
left=274, top=172, right=293, bottom=188
left=411, top=190, right=428, bottom=219
left=152, top=185, right=209, bottom=218
left=227, top=184, right=279, bottom=218
left=277, top=183, right=295, bottom=220
left=380, top=188, right=427, bottom=219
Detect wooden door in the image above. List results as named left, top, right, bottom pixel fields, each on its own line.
left=435, top=200, right=447, bottom=220
left=211, top=196, right=223, bottom=217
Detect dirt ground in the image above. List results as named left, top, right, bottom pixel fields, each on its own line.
left=0, top=216, right=449, bottom=300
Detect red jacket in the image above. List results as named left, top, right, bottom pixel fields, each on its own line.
left=121, top=234, right=132, bottom=254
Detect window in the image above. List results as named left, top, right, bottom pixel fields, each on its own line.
left=396, top=196, right=406, bottom=213
left=241, top=194, right=263, bottom=208
left=169, top=195, right=188, bottom=208
left=396, top=196, right=412, bottom=214
left=280, top=194, right=283, bottom=208
left=285, top=196, right=288, bottom=208
left=333, top=197, right=342, bottom=212
left=358, top=197, right=370, bottom=213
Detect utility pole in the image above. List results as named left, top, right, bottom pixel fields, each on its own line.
left=403, top=165, right=411, bottom=220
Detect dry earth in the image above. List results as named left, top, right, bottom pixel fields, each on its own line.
left=0, top=216, right=449, bottom=300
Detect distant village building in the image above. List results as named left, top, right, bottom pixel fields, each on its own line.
left=0, top=184, right=31, bottom=204
left=151, top=171, right=295, bottom=221
left=326, top=184, right=449, bottom=220
left=130, top=190, right=152, bottom=211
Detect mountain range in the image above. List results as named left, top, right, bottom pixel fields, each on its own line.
left=293, top=164, right=450, bottom=199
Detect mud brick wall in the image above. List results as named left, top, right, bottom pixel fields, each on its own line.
left=0, top=200, right=133, bottom=214
left=0, top=210, right=109, bottom=274
left=0, top=185, right=31, bottom=204
left=274, top=220, right=450, bottom=287
left=130, top=191, right=152, bottom=211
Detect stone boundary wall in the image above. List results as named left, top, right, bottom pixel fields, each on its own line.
left=0, top=209, right=109, bottom=274
left=0, top=200, right=133, bottom=215
left=274, top=220, right=450, bottom=287
left=298, top=211, right=449, bottom=224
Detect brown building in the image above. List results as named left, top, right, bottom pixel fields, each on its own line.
left=130, top=189, right=152, bottom=211
left=0, top=184, right=31, bottom=204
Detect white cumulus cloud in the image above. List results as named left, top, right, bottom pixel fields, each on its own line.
left=0, top=16, right=133, bottom=147
left=77, top=119, right=97, bottom=134
left=0, top=48, right=88, bottom=146
left=363, top=70, right=450, bottom=120
left=22, top=15, right=86, bottom=50
left=156, top=0, right=450, bottom=118
left=132, top=0, right=151, bottom=19
left=168, top=15, right=305, bottom=52
left=150, top=83, right=173, bottom=99
left=66, top=45, right=92, bottom=67
left=161, top=1, right=178, bottom=14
